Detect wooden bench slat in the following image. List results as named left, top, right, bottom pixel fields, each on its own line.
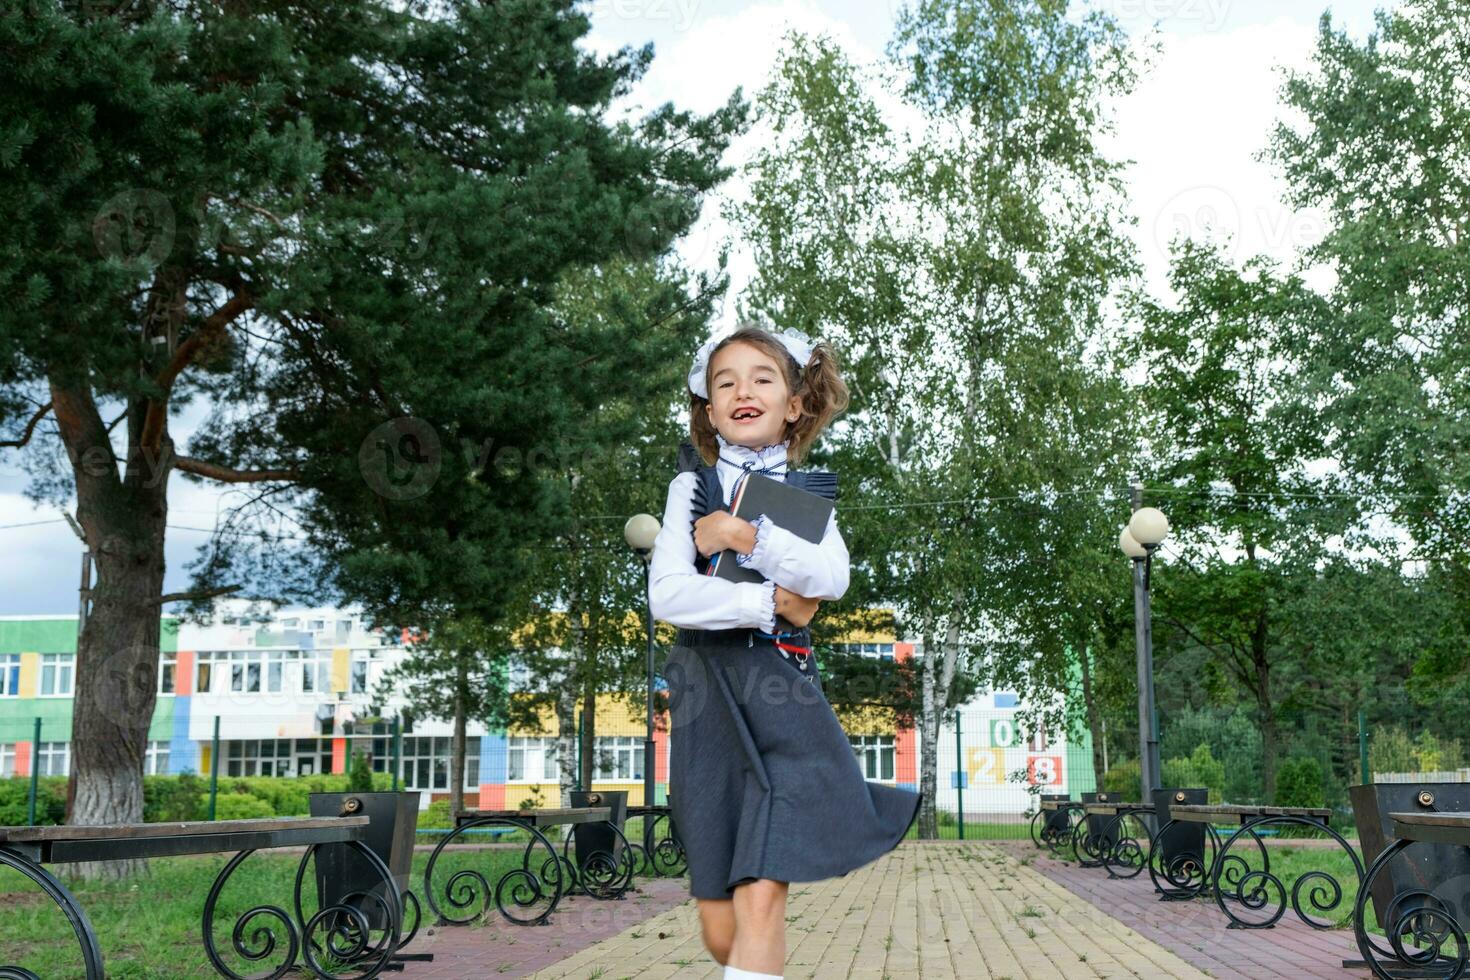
left=1389, top=811, right=1470, bottom=828
left=0, top=815, right=369, bottom=844
left=455, top=807, right=612, bottom=829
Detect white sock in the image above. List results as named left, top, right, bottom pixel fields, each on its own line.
left=724, top=966, right=782, bottom=980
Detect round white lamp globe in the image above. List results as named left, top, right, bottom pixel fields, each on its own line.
left=624, top=513, right=661, bottom=552
left=1128, top=506, right=1170, bottom=547
left=1119, top=527, right=1148, bottom=559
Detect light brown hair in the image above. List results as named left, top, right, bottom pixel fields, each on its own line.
left=689, top=323, right=850, bottom=467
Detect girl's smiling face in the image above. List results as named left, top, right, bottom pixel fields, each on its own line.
left=704, top=340, right=802, bottom=450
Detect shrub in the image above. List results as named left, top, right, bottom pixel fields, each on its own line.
left=210, top=792, right=276, bottom=820
left=0, top=776, right=68, bottom=826
left=1102, top=759, right=1141, bottom=798
left=419, top=799, right=453, bottom=829
left=348, top=753, right=375, bottom=792
left=1161, top=743, right=1226, bottom=803
left=144, top=772, right=204, bottom=822
left=1274, top=756, right=1325, bottom=808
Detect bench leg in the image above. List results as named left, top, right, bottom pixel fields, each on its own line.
left=203, top=843, right=404, bottom=980
left=1353, top=836, right=1470, bottom=980
left=422, top=817, right=565, bottom=927
left=1211, top=815, right=1363, bottom=931
left=0, top=847, right=105, bottom=980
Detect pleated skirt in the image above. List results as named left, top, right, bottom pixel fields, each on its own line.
left=665, top=627, right=922, bottom=900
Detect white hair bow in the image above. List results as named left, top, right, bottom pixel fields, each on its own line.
left=687, top=330, right=817, bottom=400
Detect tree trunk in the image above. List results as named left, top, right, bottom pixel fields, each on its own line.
left=917, top=632, right=938, bottom=839
left=555, top=684, right=578, bottom=807
left=54, top=382, right=169, bottom=879
left=449, top=657, right=467, bottom=815
left=1251, top=597, right=1277, bottom=803
left=1079, top=646, right=1107, bottom=788
left=580, top=676, right=597, bottom=791
left=1256, top=652, right=1278, bottom=803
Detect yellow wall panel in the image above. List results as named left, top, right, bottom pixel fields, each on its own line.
left=330, top=647, right=350, bottom=694
left=16, top=652, right=39, bottom=698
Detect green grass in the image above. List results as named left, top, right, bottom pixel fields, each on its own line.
left=0, top=841, right=665, bottom=979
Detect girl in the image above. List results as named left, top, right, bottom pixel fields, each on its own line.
left=648, top=323, right=922, bottom=980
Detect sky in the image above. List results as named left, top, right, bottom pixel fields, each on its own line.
left=0, top=0, right=1387, bottom=614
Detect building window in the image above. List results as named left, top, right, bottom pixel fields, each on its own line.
left=225, top=651, right=294, bottom=695
left=593, top=736, right=644, bottom=781
left=159, top=653, right=177, bottom=694
left=197, top=656, right=214, bottom=693
left=0, top=654, right=18, bottom=697
left=301, top=655, right=332, bottom=695
left=398, top=736, right=478, bottom=791
left=350, top=656, right=369, bottom=694
left=145, top=740, right=171, bottom=775
left=39, top=654, right=74, bottom=697
left=850, top=735, right=895, bottom=781
left=0, top=743, right=15, bottom=776
left=37, top=741, right=70, bottom=776
left=507, top=736, right=559, bottom=782
left=223, top=738, right=323, bottom=778
left=831, top=643, right=895, bottom=661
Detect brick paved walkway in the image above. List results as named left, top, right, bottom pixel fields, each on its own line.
left=405, top=842, right=1213, bottom=978
left=995, top=841, right=1366, bottom=979
left=398, top=874, right=694, bottom=978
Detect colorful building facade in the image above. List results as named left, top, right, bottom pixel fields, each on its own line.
left=0, top=606, right=1091, bottom=814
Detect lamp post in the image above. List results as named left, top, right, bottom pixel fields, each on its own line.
left=1120, top=487, right=1169, bottom=803
left=624, top=513, right=661, bottom=856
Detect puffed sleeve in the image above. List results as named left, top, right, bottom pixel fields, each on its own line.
left=734, top=508, right=849, bottom=601
left=648, top=472, right=778, bottom=632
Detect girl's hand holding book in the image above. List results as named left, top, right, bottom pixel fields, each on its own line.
left=693, top=510, right=755, bottom=558
left=773, top=585, right=820, bottom=628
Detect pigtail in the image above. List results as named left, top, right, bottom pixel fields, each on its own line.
left=688, top=391, right=721, bottom=466
left=787, top=341, right=850, bottom=466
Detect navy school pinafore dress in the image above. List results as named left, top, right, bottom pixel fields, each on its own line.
left=664, top=448, right=922, bottom=900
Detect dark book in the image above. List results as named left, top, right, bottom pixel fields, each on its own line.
left=707, top=473, right=835, bottom=631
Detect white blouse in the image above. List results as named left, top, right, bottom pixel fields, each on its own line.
left=647, top=453, right=851, bottom=633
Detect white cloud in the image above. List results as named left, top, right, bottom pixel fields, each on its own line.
left=1109, top=18, right=1331, bottom=292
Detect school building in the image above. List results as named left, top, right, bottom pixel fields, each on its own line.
left=0, top=603, right=1094, bottom=815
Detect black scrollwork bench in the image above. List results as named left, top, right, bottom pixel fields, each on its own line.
left=0, top=816, right=408, bottom=980
left=424, top=806, right=630, bottom=928
left=1030, top=795, right=1073, bottom=851
left=1038, top=798, right=1087, bottom=858
left=1353, top=810, right=1470, bottom=979
left=624, top=804, right=686, bottom=878
left=1164, top=803, right=1364, bottom=930
left=1064, top=792, right=1126, bottom=868
left=1081, top=800, right=1157, bottom=879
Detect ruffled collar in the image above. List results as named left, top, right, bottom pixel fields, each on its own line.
left=714, top=432, right=789, bottom=489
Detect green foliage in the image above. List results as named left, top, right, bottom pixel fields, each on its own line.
left=143, top=772, right=204, bottom=822
left=419, top=799, right=454, bottom=829
left=1274, top=757, right=1325, bottom=808
left=0, top=777, right=68, bottom=826
left=1370, top=726, right=1467, bottom=775
left=1161, top=744, right=1225, bottom=804
left=1161, top=705, right=1264, bottom=803
left=0, top=0, right=744, bottom=823
left=1102, top=759, right=1141, bottom=798
left=209, top=792, right=276, bottom=821
left=348, top=752, right=375, bottom=793
left=734, top=3, right=1143, bottom=842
